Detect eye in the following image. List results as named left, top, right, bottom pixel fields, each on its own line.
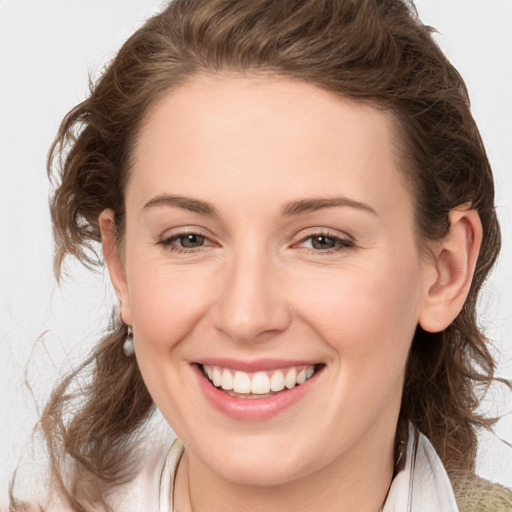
left=158, top=231, right=213, bottom=253
left=297, top=233, right=354, bottom=252
left=175, top=233, right=206, bottom=248
left=308, top=235, right=338, bottom=250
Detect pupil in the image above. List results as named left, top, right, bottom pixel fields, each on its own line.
left=312, top=236, right=335, bottom=249
left=181, top=234, right=203, bottom=247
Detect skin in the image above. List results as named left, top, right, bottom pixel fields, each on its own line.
left=100, top=74, right=482, bottom=512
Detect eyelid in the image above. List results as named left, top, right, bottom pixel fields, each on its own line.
left=157, top=226, right=219, bottom=251
left=156, top=226, right=354, bottom=253
left=157, top=225, right=214, bottom=241
left=291, top=228, right=355, bottom=252
left=292, top=227, right=353, bottom=243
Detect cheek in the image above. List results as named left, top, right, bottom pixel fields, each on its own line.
left=293, top=261, right=423, bottom=438
left=295, top=258, right=423, bottom=369
left=127, top=261, right=213, bottom=351
left=125, top=261, right=216, bottom=420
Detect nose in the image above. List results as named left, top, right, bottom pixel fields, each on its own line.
left=212, top=248, right=292, bottom=344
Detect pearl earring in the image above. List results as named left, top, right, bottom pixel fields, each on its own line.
left=123, top=325, right=135, bottom=357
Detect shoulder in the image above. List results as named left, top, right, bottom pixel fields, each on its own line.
left=454, top=475, right=512, bottom=512
left=9, top=439, right=174, bottom=512
left=105, top=442, right=169, bottom=512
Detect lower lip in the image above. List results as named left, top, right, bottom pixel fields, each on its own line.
left=192, top=364, right=322, bottom=421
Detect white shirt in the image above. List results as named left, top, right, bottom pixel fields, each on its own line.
left=383, top=424, right=460, bottom=512
left=100, top=424, right=459, bottom=511
left=151, top=425, right=459, bottom=512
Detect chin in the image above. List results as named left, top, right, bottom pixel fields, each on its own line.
left=214, top=456, right=308, bottom=487
left=194, top=433, right=321, bottom=487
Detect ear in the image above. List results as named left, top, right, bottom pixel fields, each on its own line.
left=99, top=209, right=132, bottom=326
left=418, top=207, right=482, bottom=333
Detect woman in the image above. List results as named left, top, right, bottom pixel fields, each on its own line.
left=9, top=0, right=512, bottom=510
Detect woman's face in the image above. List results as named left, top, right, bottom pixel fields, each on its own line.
left=110, top=75, right=434, bottom=485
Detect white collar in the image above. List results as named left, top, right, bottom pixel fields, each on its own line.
left=383, top=423, right=459, bottom=512
left=160, top=438, right=184, bottom=512
left=159, top=424, right=459, bottom=512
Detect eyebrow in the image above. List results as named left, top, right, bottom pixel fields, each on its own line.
left=142, top=194, right=377, bottom=217
left=282, top=197, right=378, bottom=216
left=143, top=195, right=219, bottom=216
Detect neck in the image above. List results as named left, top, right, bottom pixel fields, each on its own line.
left=174, top=426, right=395, bottom=512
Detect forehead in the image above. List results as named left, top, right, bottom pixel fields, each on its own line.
left=128, top=74, right=413, bottom=220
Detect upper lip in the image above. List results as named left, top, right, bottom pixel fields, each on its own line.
left=195, top=358, right=321, bottom=372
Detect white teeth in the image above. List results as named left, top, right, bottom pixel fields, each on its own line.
left=233, top=371, right=251, bottom=393
left=284, top=368, right=297, bottom=389
left=203, top=364, right=317, bottom=396
left=270, top=370, right=285, bottom=392
left=251, top=372, right=271, bottom=394
left=221, top=369, right=233, bottom=390
left=212, top=367, right=222, bottom=387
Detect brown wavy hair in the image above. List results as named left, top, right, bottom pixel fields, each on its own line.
left=13, top=0, right=504, bottom=510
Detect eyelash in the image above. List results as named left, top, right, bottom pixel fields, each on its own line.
left=158, top=231, right=213, bottom=254
left=158, top=231, right=354, bottom=255
left=294, top=233, right=354, bottom=254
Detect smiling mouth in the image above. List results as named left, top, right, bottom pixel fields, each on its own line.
left=200, top=364, right=321, bottom=399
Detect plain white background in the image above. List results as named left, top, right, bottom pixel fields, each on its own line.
left=1, top=0, right=511, bottom=500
